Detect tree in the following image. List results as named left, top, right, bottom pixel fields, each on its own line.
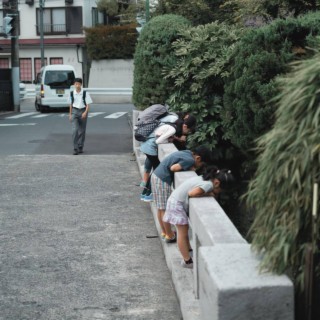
left=96, top=0, right=139, bottom=25
left=155, top=0, right=214, bottom=25
left=246, top=48, right=320, bottom=292
left=221, top=0, right=320, bottom=25
left=165, top=21, right=242, bottom=154
left=132, top=14, right=191, bottom=108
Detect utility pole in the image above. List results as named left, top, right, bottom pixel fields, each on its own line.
left=10, top=0, right=20, bottom=112
left=39, top=0, right=45, bottom=67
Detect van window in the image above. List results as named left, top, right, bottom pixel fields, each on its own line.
left=36, top=72, right=42, bottom=84
left=44, top=70, right=75, bottom=88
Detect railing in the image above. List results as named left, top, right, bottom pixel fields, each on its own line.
left=132, top=109, right=294, bottom=320
left=23, top=87, right=133, bottom=99
left=36, top=24, right=67, bottom=35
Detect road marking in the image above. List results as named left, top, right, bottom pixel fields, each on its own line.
left=32, top=114, right=50, bottom=118
left=104, top=112, right=127, bottom=119
left=88, top=112, right=106, bottom=118
left=0, top=123, right=36, bottom=127
left=5, top=112, right=38, bottom=119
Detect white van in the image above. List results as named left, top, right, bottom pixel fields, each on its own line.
left=35, top=64, right=76, bottom=112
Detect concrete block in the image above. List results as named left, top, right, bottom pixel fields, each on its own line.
left=198, top=245, right=294, bottom=320
left=189, top=198, right=245, bottom=246
left=158, top=143, right=177, bottom=161
left=174, top=171, right=197, bottom=189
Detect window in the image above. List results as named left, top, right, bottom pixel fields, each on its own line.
left=36, top=7, right=82, bottom=35
left=34, top=58, right=47, bottom=79
left=50, top=58, right=63, bottom=65
left=20, top=58, right=32, bottom=83
left=0, top=58, right=9, bottom=68
left=92, top=7, right=99, bottom=26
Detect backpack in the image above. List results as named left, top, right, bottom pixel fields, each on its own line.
left=70, top=90, right=87, bottom=106
left=134, top=104, right=170, bottom=142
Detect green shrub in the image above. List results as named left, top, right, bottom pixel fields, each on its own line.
left=132, top=14, right=191, bottom=109
left=84, top=24, right=138, bottom=60
left=222, top=12, right=320, bottom=158
left=154, top=0, right=214, bottom=26
left=165, top=21, right=242, bottom=156
left=246, top=48, right=320, bottom=291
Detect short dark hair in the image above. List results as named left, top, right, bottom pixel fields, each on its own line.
left=192, top=145, right=211, bottom=164
left=184, top=115, right=196, bottom=132
left=74, top=78, right=82, bottom=84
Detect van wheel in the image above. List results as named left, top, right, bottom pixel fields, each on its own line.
left=35, top=100, right=40, bottom=111
left=39, top=105, right=45, bottom=113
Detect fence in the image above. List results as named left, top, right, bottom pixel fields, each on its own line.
left=132, top=110, right=294, bottom=320
left=21, top=87, right=133, bottom=103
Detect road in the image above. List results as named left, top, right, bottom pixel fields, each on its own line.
left=0, top=100, right=134, bottom=156
left=0, top=100, right=182, bottom=320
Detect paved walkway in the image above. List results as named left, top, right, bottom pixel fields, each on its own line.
left=0, top=154, right=182, bottom=320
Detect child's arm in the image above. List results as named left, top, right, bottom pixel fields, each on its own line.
left=155, top=125, right=176, bottom=144
left=170, top=164, right=196, bottom=172
left=170, top=163, right=183, bottom=172
left=188, top=187, right=213, bottom=198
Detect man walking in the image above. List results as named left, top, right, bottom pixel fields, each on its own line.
left=69, top=78, right=92, bottom=155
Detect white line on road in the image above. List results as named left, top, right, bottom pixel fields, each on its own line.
left=0, top=123, right=36, bottom=126
left=32, top=114, right=50, bottom=118
left=5, top=112, right=38, bottom=119
left=104, top=112, right=127, bottom=119
left=88, top=112, right=106, bottom=118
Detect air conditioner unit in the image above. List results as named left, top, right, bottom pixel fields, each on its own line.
left=25, top=0, right=34, bottom=5
left=65, top=0, right=73, bottom=4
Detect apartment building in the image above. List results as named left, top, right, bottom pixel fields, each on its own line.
left=0, top=0, right=103, bottom=85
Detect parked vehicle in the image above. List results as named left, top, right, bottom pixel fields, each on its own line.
left=19, top=83, right=26, bottom=100
left=34, top=64, right=76, bottom=112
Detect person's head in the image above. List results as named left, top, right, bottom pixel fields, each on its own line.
left=192, top=145, right=211, bottom=168
left=203, top=167, right=235, bottom=195
left=182, top=115, right=196, bottom=135
left=74, top=78, right=83, bottom=91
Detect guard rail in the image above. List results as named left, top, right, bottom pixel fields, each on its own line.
left=22, top=87, right=133, bottom=99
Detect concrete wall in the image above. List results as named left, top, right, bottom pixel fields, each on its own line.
left=132, top=110, right=294, bottom=320
left=88, top=60, right=134, bottom=103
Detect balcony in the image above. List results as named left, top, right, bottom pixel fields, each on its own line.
left=36, top=24, right=67, bottom=35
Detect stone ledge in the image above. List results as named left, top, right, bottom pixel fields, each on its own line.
left=198, top=245, right=294, bottom=320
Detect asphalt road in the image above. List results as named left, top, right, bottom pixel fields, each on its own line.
left=0, top=101, right=182, bottom=320
left=0, top=100, right=134, bottom=156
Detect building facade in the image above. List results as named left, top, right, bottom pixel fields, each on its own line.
left=0, top=0, right=103, bottom=86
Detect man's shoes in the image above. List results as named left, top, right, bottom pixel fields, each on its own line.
left=140, top=194, right=145, bottom=201
left=73, top=149, right=78, bottom=155
left=181, top=258, right=193, bottom=269
left=164, top=232, right=176, bottom=243
left=78, top=148, right=83, bottom=154
left=143, top=194, right=153, bottom=202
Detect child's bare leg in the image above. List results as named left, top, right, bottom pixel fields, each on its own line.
left=176, top=224, right=191, bottom=261
left=163, top=220, right=175, bottom=238
left=157, top=209, right=166, bottom=234
left=143, top=171, right=150, bottom=183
